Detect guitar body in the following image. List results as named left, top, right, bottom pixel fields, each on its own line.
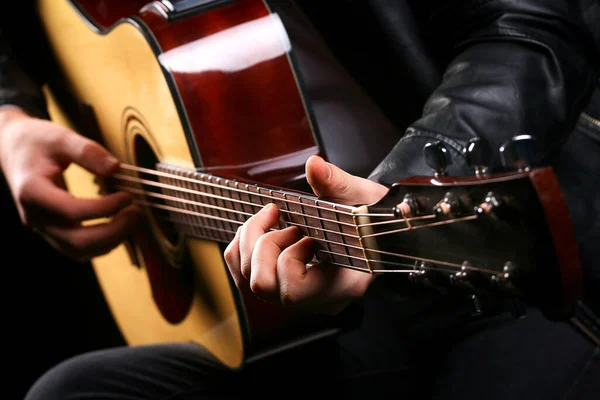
left=37, top=0, right=385, bottom=368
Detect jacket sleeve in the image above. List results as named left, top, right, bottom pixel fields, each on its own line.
left=368, top=0, right=598, bottom=184
left=0, top=4, right=50, bottom=119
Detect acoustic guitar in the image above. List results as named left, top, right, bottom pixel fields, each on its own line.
left=35, top=0, right=586, bottom=368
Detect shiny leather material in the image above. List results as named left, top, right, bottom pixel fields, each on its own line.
left=366, top=0, right=600, bottom=183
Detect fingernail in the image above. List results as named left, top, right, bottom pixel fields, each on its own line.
left=103, top=155, right=119, bottom=171
left=325, top=163, right=332, bottom=180
left=262, top=203, right=276, bottom=212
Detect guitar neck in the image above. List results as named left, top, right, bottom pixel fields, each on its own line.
left=110, top=163, right=375, bottom=272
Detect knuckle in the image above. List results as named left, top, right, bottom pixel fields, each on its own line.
left=279, top=285, right=299, bottom=307
left=47, top=128, right=68, bottom=149
left=249, top=275, right=274, bottom=295
left=78, top=140, right=101, bottom=161
left=223, top=244, right=237, bottom=266
left=277, top=250, right=293, bottom=267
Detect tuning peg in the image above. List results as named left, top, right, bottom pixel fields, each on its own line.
left=423, top=140, right=452, bottom=177
left=499, top=135, right=538, bottom=171
left=464, top=137, right=491, bottom=176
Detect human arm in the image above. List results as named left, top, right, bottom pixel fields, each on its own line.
left=0, top=26, right=139, bottom=261
left=224, top=0, right=598, bottom=316
left=369, top=0, right=598, bottom=183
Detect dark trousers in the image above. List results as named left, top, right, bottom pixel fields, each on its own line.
left=24, top=307, right=599, bottom=399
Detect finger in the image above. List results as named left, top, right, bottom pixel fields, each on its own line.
left=249, top=226, right=300, bottom=301
left=49, top=129, right=120, bottom=177
left=305, top=155, right=387, bottom=205
left=40, top=204, right=141, bottom=261
left=239, top=203, right=280, bottom=280
left=277, top=238, right=372, bottom=309
left=224, top=227, right=243, bottom=288
left=22, top=176, right=133, bottom=224
left=276, top=237, right=321, bottom=306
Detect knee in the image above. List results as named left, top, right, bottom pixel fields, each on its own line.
left=24, top=350, right=112, bottom=400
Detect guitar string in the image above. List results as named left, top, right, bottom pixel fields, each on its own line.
left=116, top=164, right=394, bottom=218
left=110, top=171, right=436, bottom=229
left=125, top=193, right=494, bottom=275
left=161, top=213, right=493, bottom=275
left=112, top=181, right=436, bottom=233
left=112, top=180, right=477, bottom=243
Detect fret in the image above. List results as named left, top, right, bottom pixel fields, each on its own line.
left=300, top=198, right=331, bottom=263
left=180, top=170, right=204, bottom=239
left=166, top=169, right=191, bottom=237
left=332, top=204, right=352, bottom=267
left=213, top=176, right=236, bottom=240
left=317, top=201, right=355, bottom=267
left=344, top=208, right=369, bottom=270
left=191, top=173, right=218, bottom=239
left=246, top=184, right=264, bottom=218
left=238, top=183, right=255, bottom=223
left=179, top=172, right=206, bottom=238
left=201, top=174, right=227, bottom=242
left=255, top=186, right=269, bottom=211
left=231, top=181, right=248, bottom=224
left=222, top=179, right=240, bottom=241
left=156, top=168, right=186, bottom=236
left=284, top=193, right=309, bottom=237
left=269, top=190, right=291, bottom=230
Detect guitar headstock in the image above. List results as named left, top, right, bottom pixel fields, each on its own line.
left=360, top=136, right=583, bottom=319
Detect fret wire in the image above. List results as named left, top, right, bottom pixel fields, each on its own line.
left=115, top=173, right=426, bottom=228
left=217, top=178, right=233, bottom=240
left=185, top=170, right=206, bottom=239
left=116, top=164, right=357, bottom=215
left=333, top=203, right=353, bottom=268
left=215, top=177, right=235, bottom=240
left=113, top=177, right=359, bottom=227
left=176, top=171, right=192, bottom=237
left=194, top=173, right=215, bottom=240
left=230, top=180, right=246, bottom=225
left=237, top=182, right=253, bottom=220
left=122, top=185, right=473, bottom=246
left=315, top=199, right=333, bottom=264
left=206, top=175, right=227, bottom=241
left=282, top=193, right=293, bottom=232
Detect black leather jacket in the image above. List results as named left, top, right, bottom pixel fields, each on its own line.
left=1, top=1, right=599, bottom=315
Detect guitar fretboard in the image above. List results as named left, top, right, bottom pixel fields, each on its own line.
left=153, top=164, right=370, bottom=271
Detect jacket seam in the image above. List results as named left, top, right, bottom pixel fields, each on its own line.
left=402, top=127, right=468, bottom=159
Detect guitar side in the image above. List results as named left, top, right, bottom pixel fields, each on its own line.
left=36, top=0, right=326, bottom=368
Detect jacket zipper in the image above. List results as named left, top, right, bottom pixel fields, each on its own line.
left=581, top=112, right=600, bottom=129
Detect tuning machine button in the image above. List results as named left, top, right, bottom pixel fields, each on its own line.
left=393, top=194, right=419, bottom=219
left=474, top=192, right=502, bottom=216
left=499, top=135, right=538, bottom=172
left=424, top=140, right=452, bottom=177
left=489, top=261, right=520, bottom=296
left=465, top=137, right=491, bottom=176
left=449, top=261, right=475, bottom=291
left=434, top=192, right=460, bottom=217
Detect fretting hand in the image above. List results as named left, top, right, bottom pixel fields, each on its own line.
left=224, top=155, right=388, bottom=315
left=0, top=107, right=139, bottom=261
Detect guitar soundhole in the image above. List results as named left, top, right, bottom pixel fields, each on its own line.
left=133, top=135, right=180, bottom=247
left=126, top=133, right=194, bottom=324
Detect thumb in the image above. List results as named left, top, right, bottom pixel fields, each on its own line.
left=305, top=155, right=387, bottom=205
left=51, top=128, right=120, bottom=176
